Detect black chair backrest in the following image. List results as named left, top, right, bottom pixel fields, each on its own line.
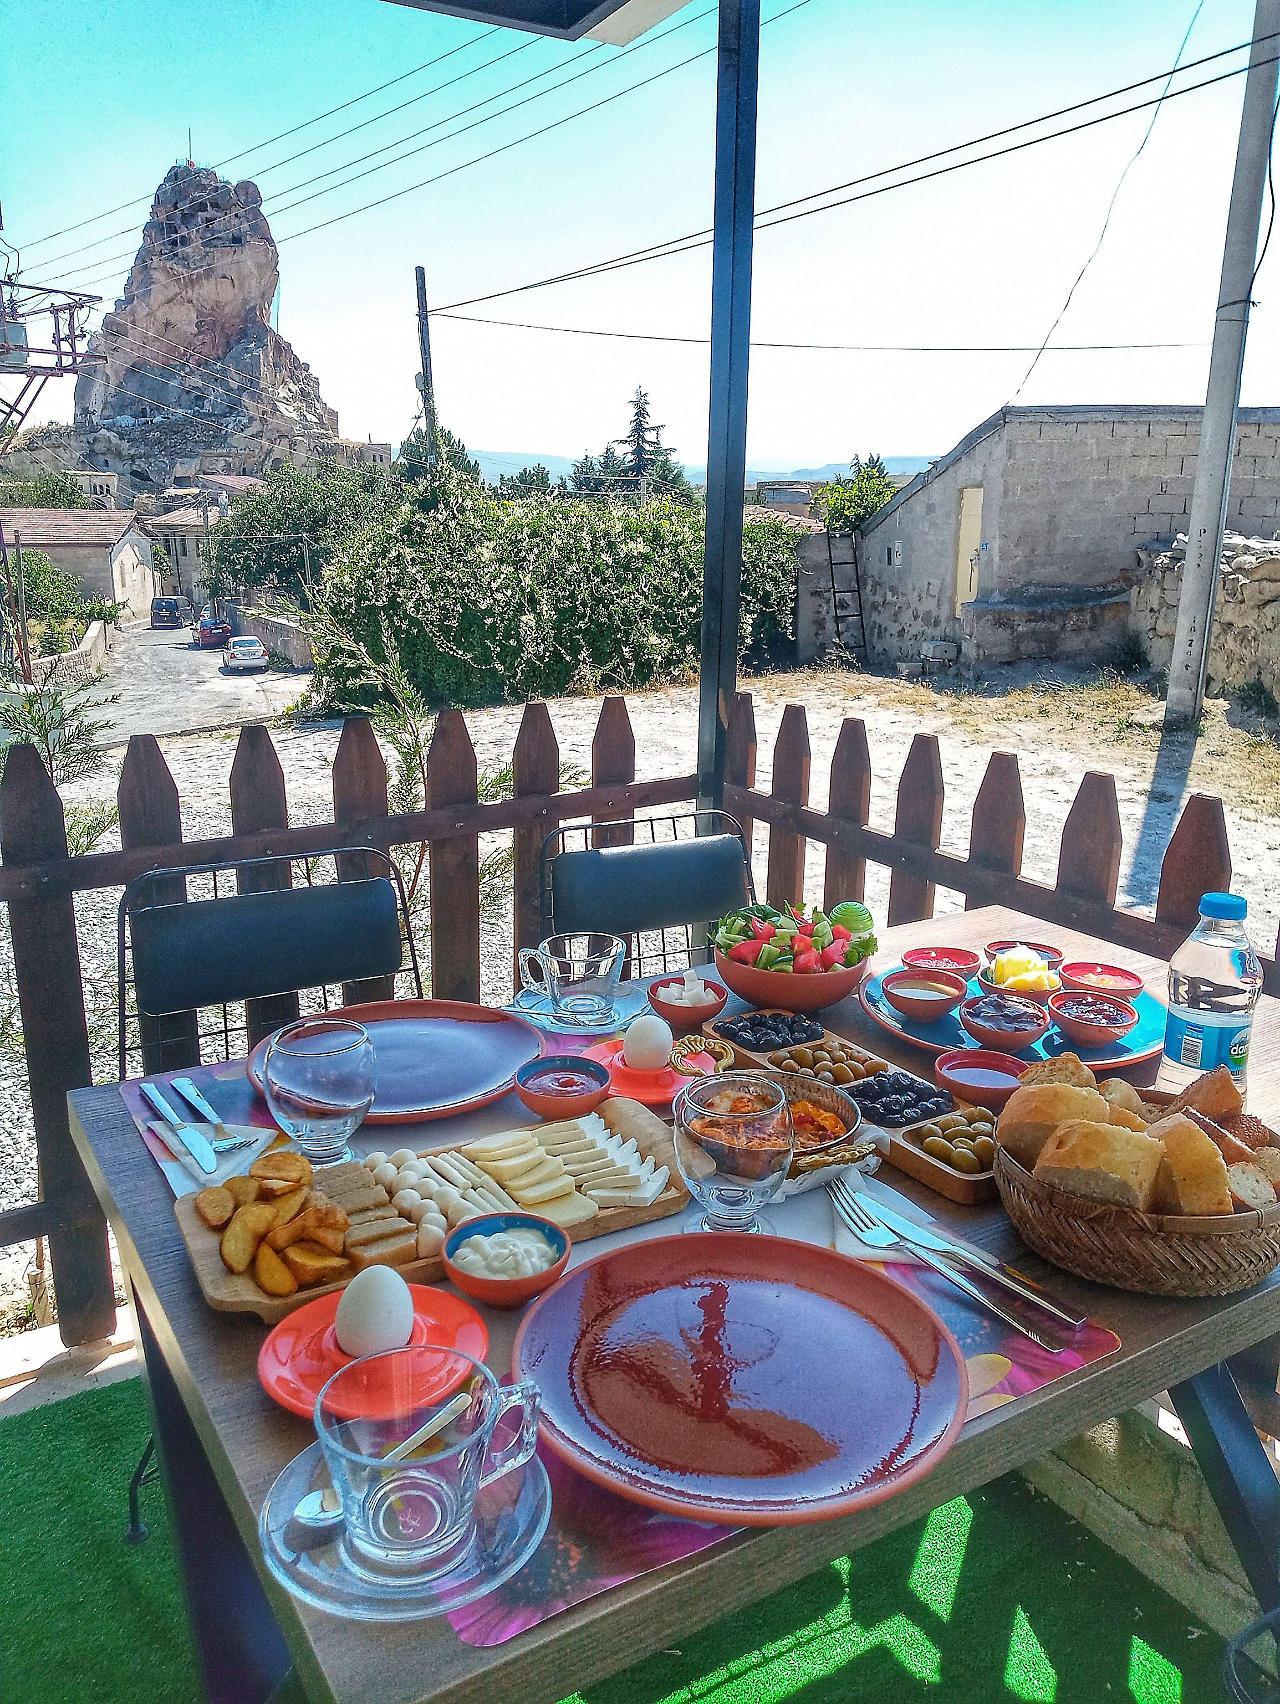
left=130, top=878, right=405, bottom=1018
left=549, top=833, right=749, bottom=938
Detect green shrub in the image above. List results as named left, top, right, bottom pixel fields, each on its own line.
left=313, top=480, right=797, bottom=708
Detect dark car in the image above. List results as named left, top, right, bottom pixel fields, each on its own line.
left=150, top=596, right=192, bottom=629
left=196, top=614, right=232, bottom=648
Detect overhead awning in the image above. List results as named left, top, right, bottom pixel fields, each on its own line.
left=379, top=0, right=687, bottom=42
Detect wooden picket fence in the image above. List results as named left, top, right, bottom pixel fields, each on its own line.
left=0, top=690, right=1273, bottom=1346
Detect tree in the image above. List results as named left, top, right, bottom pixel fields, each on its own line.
left=814, top=453, right=896, bottom=532
left=606, top=388, right=690, bottom=498
left=0, top=469, right=88, bottom=508
left=497, top=463, right=554, bottom=497
left=596, top=443, right=627, bottom=491
left=399, top=424, right=481, bottom=483
left=570, top=451, right=601, bottom=494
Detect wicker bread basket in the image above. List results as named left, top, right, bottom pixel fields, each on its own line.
left=993, top=1096, right=1280, bottom=1298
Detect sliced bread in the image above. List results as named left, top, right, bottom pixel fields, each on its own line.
left=1033, top=1117, right=1163, bottom=1211
left=1149, top=1114, right=1233, bottom=1216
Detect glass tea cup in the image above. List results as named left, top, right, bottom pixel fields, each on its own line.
left=517, top=931, right=625, bottom=1026
left=263, top=1017, right=375, bottom=1166
left=315, top=1346, right=540, bottom=1579
left=672, top=1071, right=795, bottom=1234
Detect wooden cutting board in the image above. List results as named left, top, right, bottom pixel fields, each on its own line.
left=175, top=1097, right=688, bottom=1323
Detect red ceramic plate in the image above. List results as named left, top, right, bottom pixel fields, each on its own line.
left=257, top=1283, right=489, bottom=1419
left=583, top=1037, right=717, bottom=1109
left=247, top=999, right=543, bottom=1124
left=513, top=1233, right=967, bottom=1526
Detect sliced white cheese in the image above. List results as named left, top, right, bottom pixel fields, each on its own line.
left=587, top=1168, right=669, bottom=1207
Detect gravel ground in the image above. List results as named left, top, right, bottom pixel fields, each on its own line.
left=2, top=666, right=1278, bottom=1327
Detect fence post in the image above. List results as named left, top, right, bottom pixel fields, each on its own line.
left=591, top=696, right=636, bottom=850
left=118, top=734, right=199, bottom=1074
left=726, top=690, right=757, bottom=883
left=332, top=717, right=397, bottom=1005
left=230, top=726, right=300, bottom=1045
left=1057, top=772, right=1123, bottom=908
left=0, top=744, right=114, bottom=1345
left=966, top=751, right=1025, bottom=910
left=823, top=717, right=871, bottom=910
left=512, top=702, right=560, bottom=993
left=1156, top=793, right=1232, bottom=930
left=427, top=709, right=481, bottom=1003
left=888, top=733, right=945, bottom=924
left=765, top=703, right=809, bottom=904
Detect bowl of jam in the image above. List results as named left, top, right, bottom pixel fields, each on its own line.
left=515, top=1054, right=612, bottom=1118
left=958, top=992, right=1050, bottom=1052
left=934, top=1048, right=1028, bottom=1112
left=881, top=967, right=968, bottom=1023
left=1058, top=960, right=1145, bottom=998
left=901, top=945, right=982, bottom=980
left=1047, top=991, right=1139, bottom=1047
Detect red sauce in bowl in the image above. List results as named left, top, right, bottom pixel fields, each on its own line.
left=523, top=1064, right=606, bottom=1096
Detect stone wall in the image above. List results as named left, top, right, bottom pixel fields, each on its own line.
left=227, top=603, right=313, bottom=669
left=30, top=620, right=114, bottom=689
left=1131, top=530, right=1280, bottom=701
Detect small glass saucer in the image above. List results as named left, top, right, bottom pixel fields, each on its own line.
left=258, top=1440, right=552, bottom=1622
left=508, top=981, right=650, bottom=1035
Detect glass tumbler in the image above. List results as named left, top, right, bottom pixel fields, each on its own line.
left=672, top=1071, right=795, bottom=1234
left=263, top=1017, right=375, bottom=1166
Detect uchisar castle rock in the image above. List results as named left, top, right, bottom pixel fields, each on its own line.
left=44, top=164, right=345, bottom=501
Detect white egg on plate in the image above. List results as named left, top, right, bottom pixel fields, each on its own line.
left=333, top=1265, right=415, bottom=1358
left=623, top=1012, right=674, bottom=1072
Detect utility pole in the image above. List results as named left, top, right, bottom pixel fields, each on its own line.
left=414, top=266, right=439, bottom=470
left=1166, top=0, right=1280, bottom=723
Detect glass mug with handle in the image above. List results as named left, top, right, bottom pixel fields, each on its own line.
left=315, top=1346, right=540, bottom=1579
left=263, top=1017, right=376, bottom=1166
left=517, top=931, right=626, bottom=1027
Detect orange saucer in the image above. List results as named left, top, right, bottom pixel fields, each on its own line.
left=583, top=1037, right=717, bottom=1108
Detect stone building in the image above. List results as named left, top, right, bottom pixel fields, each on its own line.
left=147, top=504, right=219, bottom=603
left=855, top=404, right=1280, bottom=667
left=0, top=508, right=156, bottom=618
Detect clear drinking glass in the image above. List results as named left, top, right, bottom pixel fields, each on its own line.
left=315, top=1346, right=540, bottom=1581
left=263, top=1017, right=375, bottom=1166
left=672, top=1071, right=795, bottom=1234
left=517, top=931, right=626, bottom=1026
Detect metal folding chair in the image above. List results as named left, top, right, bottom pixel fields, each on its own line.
left=1225, top=1607, right=1280, bottom=1703
left=540, top=809, right=753, bottom=977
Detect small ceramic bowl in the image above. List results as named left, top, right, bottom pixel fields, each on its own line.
left=1048, top=990, right=1139, bottom=1048
left=901, top=945, right=982, bottom=980
left=934, top=1049, right=1028, bottom=1113
left=442, top=1212, right=571, bottom=1309
left=514, top=1055, right=610, bottom=1120
left=958, top=993, right=1050, bottom=1053
left=647, top=974, right=728, bottom=1034
left=984, top=938, right=1065, bottom=971
left=880, top=966, right=968, bottom=1023
left=975, top=966, right=1061, bottom=1007
left=775, top=1073, right=863, bottom=1158
left=1058, top=960, right=1145, bottom=998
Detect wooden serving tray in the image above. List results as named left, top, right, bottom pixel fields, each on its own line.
left=703, top=1010, right=997, bottom=1204
left=175, top=1097, right=688, bottom=1323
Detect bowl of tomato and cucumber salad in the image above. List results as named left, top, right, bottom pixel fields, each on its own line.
left=711, top=901, right=877, bottom=1014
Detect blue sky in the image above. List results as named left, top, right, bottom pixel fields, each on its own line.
left=2, top=0, right=1274, bottom=468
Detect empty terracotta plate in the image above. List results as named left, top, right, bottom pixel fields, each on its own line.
left=513, top=1233, right=967, bottom=1526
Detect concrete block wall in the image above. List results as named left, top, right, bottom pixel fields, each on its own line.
left=227, top=603, right=313, bottom=669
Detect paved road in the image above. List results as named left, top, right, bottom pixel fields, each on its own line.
left=100, top=622, right=307, bottom=744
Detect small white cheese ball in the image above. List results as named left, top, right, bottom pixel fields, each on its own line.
left=393, top=1169, right=421, bottom=1194
left=392, top=1187, right=422, bottom=1213
left=433, top=1185, right=469, bottom=1226
left=416, top=1221, right=446, bottom=1259
left=389, top=1148, right=418, bottom=1168
left=372, top=1162, right=399, bottom=1189
left=363, top=1151, right=389, bottom=1170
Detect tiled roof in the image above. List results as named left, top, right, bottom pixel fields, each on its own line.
left=0, top=508, right=139, bottom=546
left=149, top=506, right=218, bottom=529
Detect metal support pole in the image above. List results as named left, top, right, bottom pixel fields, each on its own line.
left=1166, top=0, right=1280, bottom=723
left=696, top=0, right=761, bottom=814
left=415, top=265, right=439, bottom=467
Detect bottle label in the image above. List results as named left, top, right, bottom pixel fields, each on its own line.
left=1164, top=1012, right=1252, bottom=1081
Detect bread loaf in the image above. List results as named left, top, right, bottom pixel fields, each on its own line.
left=1033, top=1118, right=1163, bottom=1211
left=1226, top=1162, right=1276, bottom=1213
left=1149, top=1115, right=1233, bottom=1216
left=1098, top=1078, right=1150, bottom=1120
left=1170, top=1065, right=1243, bottom=1123
left=1018, top=1053, right=1097, bottom=1090
left=996, top=1084, right=1110, bottom=1169
left=1253, top=1149, right=1280, bottom=1191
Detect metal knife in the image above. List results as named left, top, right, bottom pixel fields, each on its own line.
left=865, top=1199, right=1088, bottom=1331
left=169, top=1077, right=231, bottom=1138
left=139, top=1081, right=219, bottom=1175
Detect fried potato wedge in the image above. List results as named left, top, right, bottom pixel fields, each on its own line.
left=268, top=1205, right=348, bottom=1255
left=269, top=1185, right=310, bottom=1228
left=254, top=1240, right=299, bottom=1296
left=193, top=1185, right=235, bottom=1230
left=252, top=1175, right=301, bottom=1200
left=281, top=1241, right=350, bottom=1286
left=224, top=1175, right=261, bottom=1207
left=219, top=1202, right=276, bottom=1273
left=251, top=1151, right=312, bottom=1187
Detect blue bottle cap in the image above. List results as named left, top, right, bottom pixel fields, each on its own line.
left=1199, top=892, right=1247, bottom=920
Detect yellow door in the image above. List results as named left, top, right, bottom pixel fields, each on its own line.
left=955, top=486, right=983, bottom=614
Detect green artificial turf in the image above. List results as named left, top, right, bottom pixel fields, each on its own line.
left=0, top=1379, right=1229, bottom=1704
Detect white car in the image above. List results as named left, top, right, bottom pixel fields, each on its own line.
left=222, top=636, right=270, bottom=673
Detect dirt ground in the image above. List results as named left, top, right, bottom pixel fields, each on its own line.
left=2, top=662, right=1278, bottom=1330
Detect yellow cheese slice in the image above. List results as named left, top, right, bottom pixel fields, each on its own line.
left=531, top=1190, right=600, bottom=1227
left=510, top=1173, right=576, bottom=1205
left=484, top=1147, right=558, bottom=1183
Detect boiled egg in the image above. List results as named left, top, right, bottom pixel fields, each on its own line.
left=333, top=1265, right=415, bottom=1358
left=623, top=1012, right=674, bottom=1072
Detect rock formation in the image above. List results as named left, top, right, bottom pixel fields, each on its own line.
left=70, top=164, right=339, bottom=499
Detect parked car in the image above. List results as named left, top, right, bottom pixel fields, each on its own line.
left=222, top=636, right=270, bottom=674
left=150, top=596, right=192, bottom=629
left=196, top=613, right=232, bottom=647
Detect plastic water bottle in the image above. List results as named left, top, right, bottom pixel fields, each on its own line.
left=1162, top=892, right=1263, bottom=1093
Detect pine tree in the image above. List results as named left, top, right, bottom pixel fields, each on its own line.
left=571, top=451, right=601, bottom=494
left=497, top=463, right=553, bottom=497
left=610, top=387, right=688, bottom=497
left=595, top=443, right=627, bottom=493
left=398, top=424, right=480, bottom=483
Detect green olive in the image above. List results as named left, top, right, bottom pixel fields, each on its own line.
left=780, top=1059, right=801, bottom=1073
left=791, top=1047, right=813, bottom=1068
left=922, top=1136, right=957, bottom=1164
left=816, top=1067, right=836, bottom=1083
left=963, top=1106, right=990, bottom=1124
left=949, top=1147, right=982, bottom=1174
left=951, top=1136, right=975, bottom=1151
left=969, top=1122, right=995, bottom=1140
left=915, top=1122, right=943, bottom=1143
left=937, top=1113, right=965, bottom=1133
left=972, top=1137, right=996, bottom=1166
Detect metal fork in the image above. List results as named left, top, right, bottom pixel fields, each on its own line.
left=828, top=1178, right=1067, bottom=1354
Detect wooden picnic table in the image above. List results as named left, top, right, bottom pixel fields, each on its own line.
left=69, top=904, right=1280, bottom=1704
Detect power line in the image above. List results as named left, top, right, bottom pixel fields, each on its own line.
left=17, top=27, right=499, bottom=252
left=437, top=37, right=1280, bottom=312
